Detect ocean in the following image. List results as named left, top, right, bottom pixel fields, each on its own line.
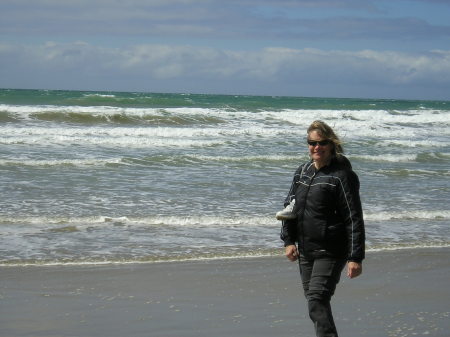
left=1, top=89, right=449, bottom=266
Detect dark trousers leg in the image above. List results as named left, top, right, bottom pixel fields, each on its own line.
left=299, top=257, right=346, bottom=337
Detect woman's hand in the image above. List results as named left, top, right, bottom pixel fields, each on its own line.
left=285, top=245, right=298, bottom=262
left=347, top=261, right=362, bottom=278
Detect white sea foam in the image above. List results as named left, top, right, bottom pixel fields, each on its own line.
left=4, top=152, right=446, bottom=168
left=3, top=103, right=449, bottom=125
left=351, top=154, right=419, bottom=162
left=267, top=109, right=450, bottom=144
left=377, top=139, right=450, bottom=148
left=0, top=158, right=124, bottom=167
left=364, top=210, right=450, bottom=221
left=0, top=251, right=281, bottom=267
left=270, top=108, right=450, bottom=126
left=1, top=213, right=448, bottom=267
left=2, top=103, right=450, bottom=151
left=0, top=215, right=277, bottom=229
left=1, top=124, right=286, bottom=140
left=366, top=243, right=450, bottom=253
left=2, top=123, right=448, bottom=149
left=188, top=154, right=304, bottom=162
left=0, top=104, right=234, bottom=120
left=1, top=210, right=447, bottom=230
left=1, top=245, right=449, bottom=267
left=351, top=153, right=450, bottom=164
left=0, top=126, right=227, bottom=148
left=83, top=93, right=116, bottom=98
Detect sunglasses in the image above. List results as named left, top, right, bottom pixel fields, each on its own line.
left=307, top=139, right=331, bottom=146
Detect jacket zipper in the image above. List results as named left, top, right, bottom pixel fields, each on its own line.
left=298, top=167, right=317, bottom=253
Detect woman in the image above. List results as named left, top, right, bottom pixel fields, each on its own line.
left=280, top=120, right=365, bottom=337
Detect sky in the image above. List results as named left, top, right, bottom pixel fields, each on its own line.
left=1, top=0, right=450, bottom=100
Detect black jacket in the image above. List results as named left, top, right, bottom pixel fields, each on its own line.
left=280, top=155, right=365, bottom=262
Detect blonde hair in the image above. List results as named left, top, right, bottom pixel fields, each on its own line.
left=307, top=120, right=344, bottom=156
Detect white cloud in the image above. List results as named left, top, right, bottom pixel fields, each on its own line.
left=1, top=42, right=449, bottom=98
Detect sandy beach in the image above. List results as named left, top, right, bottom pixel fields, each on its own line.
left=1, top=247, right=449, bottom=337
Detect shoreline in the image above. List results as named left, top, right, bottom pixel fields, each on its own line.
left=1, top=244, right=449, bottom=268
left=1, top=247, right=449, bottom=337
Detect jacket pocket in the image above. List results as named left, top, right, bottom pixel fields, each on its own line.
left=326, top=223, right=345, bottom=241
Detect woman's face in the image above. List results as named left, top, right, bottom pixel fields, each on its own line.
left=308, top=130, right=333, bottom=165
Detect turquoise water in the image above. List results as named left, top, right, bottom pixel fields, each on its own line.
left=1, top=89, right=449, bottom=265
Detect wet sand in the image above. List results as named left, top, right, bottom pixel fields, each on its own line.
left=1, top=248, right=449, bottom=337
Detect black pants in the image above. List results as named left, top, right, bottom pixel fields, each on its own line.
left=299, top=256, right=346, bottom=337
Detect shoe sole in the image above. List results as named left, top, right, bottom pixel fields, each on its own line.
left=276, top=213, right=297, bottom=221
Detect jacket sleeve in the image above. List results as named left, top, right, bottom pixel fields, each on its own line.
left=279, top=165, right=302, bottom=246
left=280, top=219, right=297, bottom=246
left=336, top=169, right=365, bottom=262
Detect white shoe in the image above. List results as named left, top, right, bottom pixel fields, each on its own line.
left=276, top=199, right=296, bottom=220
